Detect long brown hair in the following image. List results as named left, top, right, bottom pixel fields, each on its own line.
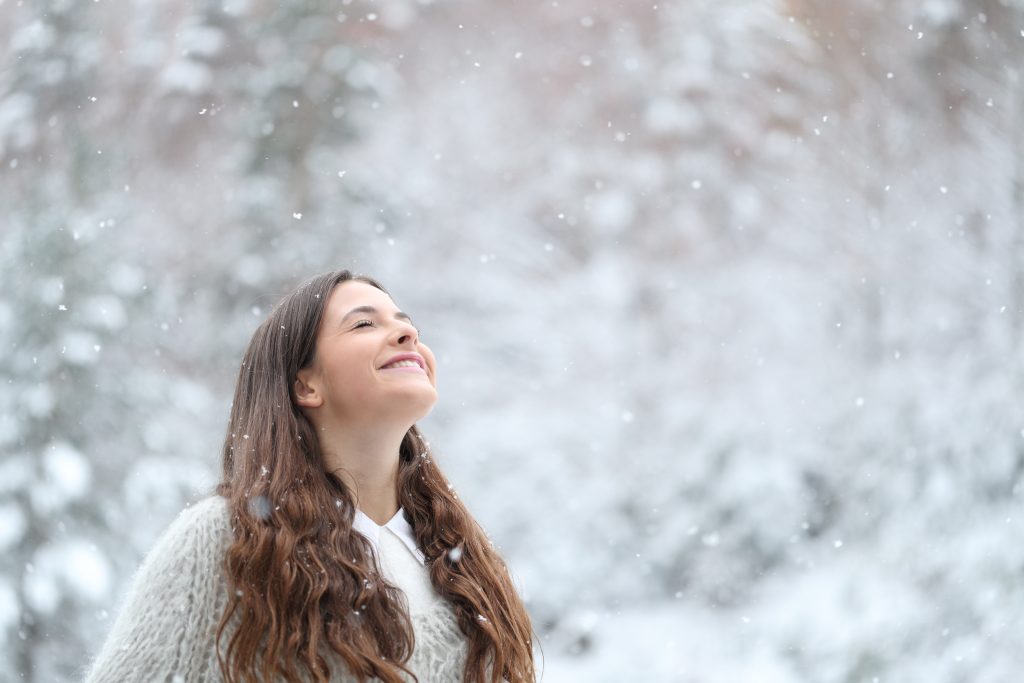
left=214, top=270, right=536, bottom=683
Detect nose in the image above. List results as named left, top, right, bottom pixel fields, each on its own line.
left=393, top=320, right=419, bottom=346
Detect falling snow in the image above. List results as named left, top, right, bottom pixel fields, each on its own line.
left=2, top=1, right=1022, bottom=682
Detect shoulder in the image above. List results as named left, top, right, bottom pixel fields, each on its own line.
left=134, top=495, right=233, bottom=587
left=152, top=494, right=231, bottom=549
left=163, top=495, right=232, bottom=545
left=83, top=496, right=235, bottom=682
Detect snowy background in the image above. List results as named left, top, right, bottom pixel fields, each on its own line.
left=2, top=0, right=1024, bottom=681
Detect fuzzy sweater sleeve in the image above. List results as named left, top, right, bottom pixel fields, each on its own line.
left=83, top=496, right=234, bottom=683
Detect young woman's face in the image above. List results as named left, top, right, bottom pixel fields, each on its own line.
left=296, top=280, right=438, bottom=426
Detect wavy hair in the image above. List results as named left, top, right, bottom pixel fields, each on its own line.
left=214, top=270, right=536, bottom=683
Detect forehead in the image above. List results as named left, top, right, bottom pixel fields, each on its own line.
left=323, top=280, right=397, bottom=319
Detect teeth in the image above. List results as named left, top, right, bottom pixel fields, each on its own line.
left=384, top=359, right=420, bottom=369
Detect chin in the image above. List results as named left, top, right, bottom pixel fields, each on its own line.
left=391, top=387, right=438, bottom=421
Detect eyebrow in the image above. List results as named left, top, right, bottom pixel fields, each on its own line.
left=339, top=305, right=414, bottom=326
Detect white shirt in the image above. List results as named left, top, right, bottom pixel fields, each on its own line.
left=352, top=507, right=441, bottom=617
left=351, top=506, right=426, bottom=565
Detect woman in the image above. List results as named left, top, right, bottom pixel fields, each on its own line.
left=84, top=270, right=537, bottom=683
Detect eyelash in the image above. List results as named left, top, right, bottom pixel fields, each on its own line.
left=353, top=319, right=422, bottom=337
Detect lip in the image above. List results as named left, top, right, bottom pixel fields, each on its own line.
left=379, top=353, right=426, bottom=371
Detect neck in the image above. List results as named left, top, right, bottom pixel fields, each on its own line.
left=317, top=421, right=407, bottom=525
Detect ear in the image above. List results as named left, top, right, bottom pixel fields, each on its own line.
left=293, top=367, right=324, bottom=409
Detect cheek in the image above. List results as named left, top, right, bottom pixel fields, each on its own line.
left=421, top=348, right=438, bottom=380
left=321, top=353, right=366, bottom=394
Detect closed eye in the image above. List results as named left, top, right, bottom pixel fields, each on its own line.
left=351, top=318, right=423, bottom=339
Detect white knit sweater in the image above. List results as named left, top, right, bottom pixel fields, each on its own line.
left=83, top=496, right=469, bottom=682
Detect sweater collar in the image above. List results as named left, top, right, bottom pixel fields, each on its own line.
left=352, top=506, right=426, bottom=566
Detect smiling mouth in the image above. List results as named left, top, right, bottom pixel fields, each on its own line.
left=381, top=359, right=424, bottom=370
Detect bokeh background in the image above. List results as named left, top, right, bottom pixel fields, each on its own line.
left=2, top=0, right=1023, bottom=681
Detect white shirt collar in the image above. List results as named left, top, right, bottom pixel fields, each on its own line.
left=352, top=506, right=426, bottom=566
